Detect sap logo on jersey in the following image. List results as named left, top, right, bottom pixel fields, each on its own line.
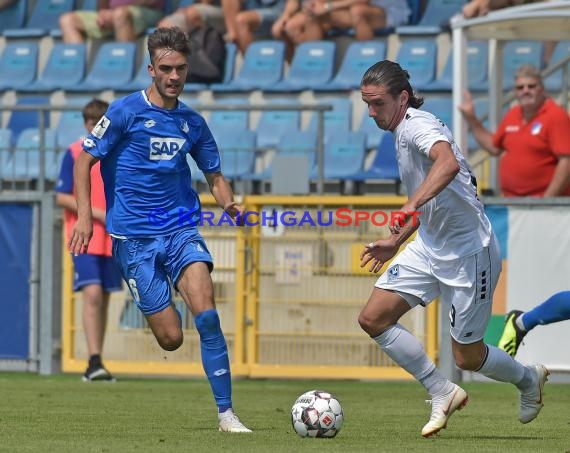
left=149, top=137, right=186, bottom=160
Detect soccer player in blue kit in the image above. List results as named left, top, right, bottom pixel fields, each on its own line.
left=68, top=26, right=251, bottom=433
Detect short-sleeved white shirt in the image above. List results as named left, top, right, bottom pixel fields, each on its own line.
left=393, top=107, right=493, bottom=260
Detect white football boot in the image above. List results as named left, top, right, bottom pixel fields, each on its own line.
left=422, top=384, right=469, bottom=438
left=519, top=364, right=549, bottom=424
left=218, top=408, right=252, bottom=433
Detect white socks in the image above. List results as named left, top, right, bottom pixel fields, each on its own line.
left=373, top=323, right=454, bottom=396
left=476, top=345, right=532, bottom=389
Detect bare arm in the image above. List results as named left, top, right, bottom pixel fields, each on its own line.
left=205, top=172, right=244, bottom=221
left=68, top=152, right=99, bottom=255
left=543, top=155, right=570, bottom=197
left=56, top=192, right=106, bottom=224
left=458, top=90, right=502, bottom=156
left=404, top=141, right=460, bottom=212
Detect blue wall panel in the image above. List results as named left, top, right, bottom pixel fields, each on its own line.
left=0, top=204, right=32, bottom=359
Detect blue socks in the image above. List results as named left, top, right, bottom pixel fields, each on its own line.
left=521, top=291, right=570, bottom=330
left=194, top=309, right=232, bottom=413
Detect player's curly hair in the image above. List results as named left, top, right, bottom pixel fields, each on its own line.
left=147, top=26, right=192, bottom=64
left=361, top=60, right=424, bottom=109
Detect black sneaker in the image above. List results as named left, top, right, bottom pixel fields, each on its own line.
left=82, top=365, right=116, bottom=382
left=497, top=310, right=527, bottom=357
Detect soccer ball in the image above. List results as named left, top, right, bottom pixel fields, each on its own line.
left=291, top=390, right=343, bottom=438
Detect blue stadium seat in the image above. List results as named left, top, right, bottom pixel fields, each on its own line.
left=55, top=97, right=93, bottom=151
left=421, top=96, right=454, bottom=131
left=255, top=99, right=301, bottom=149
left=311, top=131, right=367, bottom=179
left=315, top=40, right=386, bottom=91
left=20, top=43, right=86, bottom=92
left=424, top=41, right=488, bottom=92
left=0, top=128, right=14, bottom=181
left=244, top=130, right=318, bottom=182
left=502, top=41, right=543, bottom=91
left=397, top=0, right=465, bottom=35
left=305, top=98, right=352, bottom=142
left=265, top=41, right=335, bottom=92
left=0, top=0, right=27, bottom=35
left=81, top=0, right=97, bottom=9
left=0, top=42, right=39, bottom=91
left=66, top=42, right=136, bottom=92
left=7, top=96, right=50, bottom=146
left=186, top=42, right=237, bottom=91
left=217, top=129, right=257, bottom=179
left=8, top=128, right=60, bottom=181
left=121, top=53, right=151, bottom=92
left=3, top=0, right=76, bottom=39
left=211, top=40, right=285, bottom=92
left=347, top=131, right=400, bottom=182
left=207, top=99, right=249, bottom=143
left=357, top=112, right=386, bottom=151
left=544, top=41, right=570, bottom=92
left=394, top=39, right=437, bottom=90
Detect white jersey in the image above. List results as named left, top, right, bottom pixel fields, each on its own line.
left=393, top=107, right=493, bottom=260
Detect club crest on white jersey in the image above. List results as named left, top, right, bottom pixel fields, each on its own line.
left=149, top=137, right=186, bottom=160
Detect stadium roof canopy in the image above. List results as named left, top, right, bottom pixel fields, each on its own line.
left=450, top=1, right=570, bottom=192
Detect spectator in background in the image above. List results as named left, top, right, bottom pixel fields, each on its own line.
left=0, top=0, right=17, bottom=9
left=159, top=0, right=286, bottom=55
left=274, top=0, right=409, bottom=62
left=56, top=99, right=122, bottom=382
left=59, top=0, right=165, bottom=43
left=158, top=0, right=226, bottom=34
left=458, top=64, right=570, bottom=197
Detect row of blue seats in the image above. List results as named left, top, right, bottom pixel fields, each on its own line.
left=1, top=36, right=568, bottom=96
left=0, top=125, right=400, bottom=186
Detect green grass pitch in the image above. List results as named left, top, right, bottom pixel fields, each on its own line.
left=1, top=372, right=568, bottom=452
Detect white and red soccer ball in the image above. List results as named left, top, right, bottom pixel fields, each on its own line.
left=291, top=390, right=344, bottom=438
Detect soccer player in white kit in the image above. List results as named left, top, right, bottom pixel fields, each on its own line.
left=358, top=60, right=549, bottom=437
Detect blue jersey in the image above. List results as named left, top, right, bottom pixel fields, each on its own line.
left=83, top=90, right=221, bottom=237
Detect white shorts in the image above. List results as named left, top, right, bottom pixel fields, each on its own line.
left=375, top=235, right=502, bottom=344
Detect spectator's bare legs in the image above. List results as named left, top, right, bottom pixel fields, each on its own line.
left=158, top=6, right=207, bottom=30
left=234, top=10, right=262, bottom=54
left=59, top=11, right=87, bottom=43
left=349, top=4, right=386, bottom=40
left=284, top=12, right=323, bottom=45
left=112, top=6, right=137, bottom=42
left=82, top=284, right=110, bottom=358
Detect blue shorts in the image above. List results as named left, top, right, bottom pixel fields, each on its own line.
left=72, top=254, right=123, bottom=292
left=112, top=228, right=213, bottom=315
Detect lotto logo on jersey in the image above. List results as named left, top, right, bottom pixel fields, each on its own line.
left=149, top=137, right=186, bottom=160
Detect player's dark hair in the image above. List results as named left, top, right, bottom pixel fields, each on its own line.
left=361, top=60, right=424, bottom=109
left=82, top=98, right=109, bottom=123
left=147, top=27, right=192, bottom=64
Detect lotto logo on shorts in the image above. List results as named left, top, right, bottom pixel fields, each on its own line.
left=387, top=264, right=399, bottom=282
left=149, top=137, right=186, bottom=160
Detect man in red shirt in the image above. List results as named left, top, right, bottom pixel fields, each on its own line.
left=459, top=64, right=570, bottom=197
left=56, top=99, right=122, bottom=381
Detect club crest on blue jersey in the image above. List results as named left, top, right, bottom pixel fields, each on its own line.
left=149, top=137, right=186, bottom=160
left=387, top=264, right=399, bottom=282
left=181, top=120, right=189, bottom=133
left=92, top=115, right=110, bottom=139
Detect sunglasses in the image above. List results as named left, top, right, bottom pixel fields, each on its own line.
left=515, top=83, right=538, bottom=91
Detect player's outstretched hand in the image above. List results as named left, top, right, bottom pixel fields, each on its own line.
left=224, top=202, right=245, bottom=226
left=360, top=240, right=399, bottom=273
left=68, top=218, right=93, bottom=256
